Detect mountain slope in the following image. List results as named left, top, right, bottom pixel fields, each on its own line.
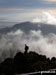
left=0, top=22, right=56, bottom=35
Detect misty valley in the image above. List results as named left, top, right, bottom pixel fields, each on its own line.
left=0, top=22, right=56, bottom=74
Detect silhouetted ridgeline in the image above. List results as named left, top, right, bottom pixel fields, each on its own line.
left=0, top=50, right=56, bottom=75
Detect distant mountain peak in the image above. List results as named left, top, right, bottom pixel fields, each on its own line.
left=0, top=21, right=56, bottom=35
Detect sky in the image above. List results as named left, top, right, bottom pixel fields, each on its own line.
left=0, top=0, right=56, bottom=26
left=0, top=0, right=56, bottom=8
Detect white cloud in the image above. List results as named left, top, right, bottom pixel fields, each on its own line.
left=26, top=30, right=56, bottom=58
left=44, top=0, right=56, bottom=2
left=32, top=11, right=56, bottom=25
left=1, top=28, right=56, bottom=61
left=8, top=29, right=24, bottom=36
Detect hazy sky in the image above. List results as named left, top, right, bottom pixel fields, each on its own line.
left=0, top=0, right=56, bottom=8
left=0, top=0, right=56, bottom=24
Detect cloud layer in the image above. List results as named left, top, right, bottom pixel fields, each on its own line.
left=32, top=11, right=56, bottom=25
left=0, top=9, right=56, bottom=27
left=44, top=0, right=56, bottom=2
left=0, top=26, right=56, bottom=62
